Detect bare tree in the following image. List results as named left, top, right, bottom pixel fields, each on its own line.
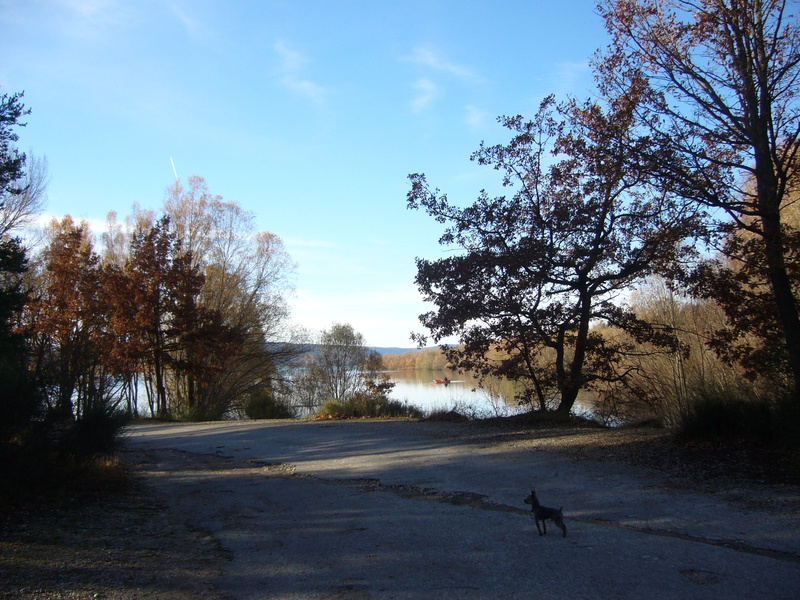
left=161, top=176, right=298, bottom=417
left=0, top=152, right=48, bottom=238
left=313, top=323, right=373, bottom=402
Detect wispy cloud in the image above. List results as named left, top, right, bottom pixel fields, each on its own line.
left=46, top=0, right=132, bottom=38
left=553, top=60, right=591, bottom=93
left=405, top=45, right=481, bottom=82
left=404, top=45, right=482, bottom=113
left=283, top=236, right=338, bottom=262
left=0, top=0, right=132, bottom=45
left=464, top=104, right=491, bottom=130
left=52, top=0, right=118, bottom=20
left=284, top=236, right=337, bottom=250
left=25, top=212, right=111, bottom=241
left=169, top=2, right=205, bottom=38
left=274, top=40, right=326, bottom=104
left=410, top=78, right=442, bottom=113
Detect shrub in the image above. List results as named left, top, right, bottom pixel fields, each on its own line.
left=764, top=393, right=800, bottom=448
left=316, top=395, right=423, bottom=419
left=677, top=390, right=774, bottom=444
left=316, top=399, right=349, bottom=419
left=0, top=359, right=43, bottom=441
left=63, top=403, right=130, bottom=457
left=244, top=391, right=295, bottom=419
left=0, top=404, right=129, bottom=504
left=423, top=409, right=470, bottom=422
left=173, top=405, right=216, bottom=422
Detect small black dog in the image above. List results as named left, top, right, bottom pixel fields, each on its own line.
left=524, top=489, right=567, bottom=537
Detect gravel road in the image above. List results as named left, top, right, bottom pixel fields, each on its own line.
left=124, top=419, right=800, bottom=600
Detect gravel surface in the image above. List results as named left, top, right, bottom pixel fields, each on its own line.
left=2, top=419, right=799, bottom=599
left=0, top=471, right=226, bottom=600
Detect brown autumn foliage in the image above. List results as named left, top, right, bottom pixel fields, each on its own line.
left=381, top=347, right=452, bottom=371
left=117, top=216, right=245, bottom=418
left=25, top=216, right=245, bottom=420
left=23, top=177, right=295, bottom=421
left=403, top=1, right=800, bottom=429
left=27, top=217, right=106, bottom=419
left=685, top=186, right=800, bottom=392
left=590, top=279, right=758, bottom=426
left=159, top=176, right=298, bottom=419
left=595, top=0, right=800, bottom=399
left=409, top=93, right=698, bottom=417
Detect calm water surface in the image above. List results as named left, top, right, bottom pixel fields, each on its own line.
left=386, top=369, right=526, bottom=417
left=386, top=369, right=597, bottom=419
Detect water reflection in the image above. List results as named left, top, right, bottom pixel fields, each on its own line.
left=386, top=369, right=527, bottom=418
left=386, top=369, right=600, bottom=421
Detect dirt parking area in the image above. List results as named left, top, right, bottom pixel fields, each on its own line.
left=2, top=419, right=799, bottom=599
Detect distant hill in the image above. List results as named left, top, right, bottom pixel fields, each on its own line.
left=370, top=347, right=421, bottom=355
left=274, top=343, right=422, bottom=355
left=270, top=343, right=427, bottom=358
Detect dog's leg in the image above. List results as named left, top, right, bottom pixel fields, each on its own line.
left=556, top=519, right=567, bottom=537
left=534, top=517, right=543, bottom=535
left=554, top=509, right=567, bottom=537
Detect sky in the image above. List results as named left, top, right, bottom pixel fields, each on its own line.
left=1, top=0, right=607, bottom=348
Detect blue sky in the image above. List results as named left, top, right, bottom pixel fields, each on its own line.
left=1, top=0, right=606, bottom=347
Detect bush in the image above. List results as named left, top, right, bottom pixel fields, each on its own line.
left=316, top=395, right=423, bottom=419
left=423, top=409, right=470, bottom=423
left=173, top=405, right=224, bottom=422
left=677, top=391, right=774, bottom=444
left=65, top=404, right=130, bottom=457
left=0, top=359, right=42, bottom=440
left=769, top=394, right=800, bottom=447
left=244, top=391, right=295, bottom=419
left=0, top=439, right=128, bottom=505
left=0, top=405, right=129, bottom=504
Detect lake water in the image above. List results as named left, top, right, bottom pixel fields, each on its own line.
left=386, top=369, right=598, bottom=420
left=386, top=369, right=528, bottom=418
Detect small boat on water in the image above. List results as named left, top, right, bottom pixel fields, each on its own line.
left=433, top=378, right=450, bottom=385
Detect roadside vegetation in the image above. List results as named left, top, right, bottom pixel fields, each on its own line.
left=280, top=323, right=422, bottom=419
left=1, top=90, right=303, bottom=498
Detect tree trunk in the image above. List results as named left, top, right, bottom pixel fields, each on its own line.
left=555, top=290, right=593, bottom=416
left=756, top=147, right=800, bottom=400
left=555, top=386, right=580, bottom=417
left=154, top=351, right=168, bottom=418
left=760, top=209, right=800, bottom=399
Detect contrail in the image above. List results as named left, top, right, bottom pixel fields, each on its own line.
left=170, top=157, right=179, bottom=182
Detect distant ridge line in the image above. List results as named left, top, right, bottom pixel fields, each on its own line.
left=370, top=346, right=423, bottom=355
left=268, top=342, right=433, bottom=356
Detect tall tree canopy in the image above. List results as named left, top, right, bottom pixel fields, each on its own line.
left=0, top=89, right=34, bottom=434
left=595, top=0, right=800, bottom=397
left=161, top=176, right=297, bottom=418
left=30, top=218, right=104, bottom=419
left=408, top=97, right=698, bottom=415
left=0, top=90, right=29, bottom=198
